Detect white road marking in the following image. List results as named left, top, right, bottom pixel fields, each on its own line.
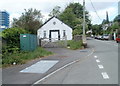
left=96, top=59, right=100, bottom=63
left=94, top=56, right=97, bottom=58
left=101, top=72, right=109, bottom=79
left=98, top=65, right=104, bottom=69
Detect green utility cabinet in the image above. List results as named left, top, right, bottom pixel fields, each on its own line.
left=20, top=34, right=37, bottom=51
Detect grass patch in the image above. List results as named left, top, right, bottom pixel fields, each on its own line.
left=2, top=47, right=53, bottom=67
left=67, top=40, right=84, bottom=50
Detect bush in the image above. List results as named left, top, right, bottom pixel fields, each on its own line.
left=2, top=28, right=28, bottom=47
left=2, top=47, right=53, bottom=67
left=67, top=40, right=83, bottom=50
left=2, top=28, right=29, bottom=55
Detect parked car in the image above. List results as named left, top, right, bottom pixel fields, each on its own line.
left=97, top=35, right=102, bottom=40
left=102, top=34, right=109, bottom=40
left=116, top=35, right=120, bottom=43
left=91, top=34, right=94, bottom=38
left=94, top=36, right=98, bottom=39
left=116, top=38, right=120, bottom=43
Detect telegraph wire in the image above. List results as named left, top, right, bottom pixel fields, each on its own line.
left=89, top=0, right=102, bottom=21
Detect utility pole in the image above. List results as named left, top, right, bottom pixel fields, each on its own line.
left=82, top=0, right=87, bottom=47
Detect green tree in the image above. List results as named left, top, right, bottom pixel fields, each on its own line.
left=2, top=28, right=28, bottom=48
left=72, top=25, right=83, bottom=36
left=59, top=8, right=78, bottom=29
left=12, top=8, right=43, bottom=34
left=66, top=3, right=90, bottom=23
left=114, top=15, right=120, bottom=22
left=110, top=22, right=119, bottom=31
left=92, top=24, right=103, bottom=35
left=2, top=28, right=28, bottom=55
left=58, top=2, right=91, bottom=35
left=49, top=6, right=61, bottom=17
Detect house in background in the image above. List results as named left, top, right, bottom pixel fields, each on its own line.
left=37, top=17, right=72, bottom=43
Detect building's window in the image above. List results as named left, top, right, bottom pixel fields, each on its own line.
left=63, top=30, right=66, bottom=37
left=43, top=31, right=46, bottom=38
left=53, top=22, right=56, bottom=25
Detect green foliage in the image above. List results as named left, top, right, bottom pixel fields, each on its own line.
left=59, top=8, right=77, bottom=29
left=67, top=3, right=83, bottom=18
left=2, top=47, right=53, bottom=67
left=0, top=32, right=2, bottom=37
left=49, top=6, right=61, bottom=17
left=72, top=25, right=83, bottom=36
left=58, top=2, right=91, bottom=34
left=66, top=3, right=90, bottom=21
left=2, top=28, right=28, bottom=46
left=110, top=22, right=119, bottom=30
left=67, top=40, right=83, bottom=50
left=2, top=28, right=28, bottom=54
left=12, top=8, right=42, bottom=34
left=113, top=15, right=120, bottom=22
left=91, top=24, right=103, bottom=35
left=104, top=22, right=119, bottom=35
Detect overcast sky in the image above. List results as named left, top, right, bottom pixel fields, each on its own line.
left=0, top=0, right=119, bottom=25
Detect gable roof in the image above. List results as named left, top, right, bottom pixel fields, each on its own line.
left=40, top=16, right=55, bottom=28
left=39, top=16, right=72, bottom=29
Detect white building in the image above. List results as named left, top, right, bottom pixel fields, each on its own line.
left=37, top=17, right=72, bottom=42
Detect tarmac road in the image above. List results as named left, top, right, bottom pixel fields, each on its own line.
left=35, top=38, right=118, bottom=84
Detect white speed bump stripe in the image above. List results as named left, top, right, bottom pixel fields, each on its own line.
left=101, top=72, right=109, bottom=79
left=98, top=65, right=104, bottom=69
left=96, top=59, right=100, bottom=63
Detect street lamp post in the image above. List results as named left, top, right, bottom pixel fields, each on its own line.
left=82, top=0, right=87, bottom=47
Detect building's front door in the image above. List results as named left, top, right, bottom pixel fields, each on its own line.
left=49, top=30, right=60, bottom=42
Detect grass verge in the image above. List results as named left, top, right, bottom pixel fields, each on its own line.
left=2, top=47, right=53, bottom=67
left=67, top=40, right=84, bottom=50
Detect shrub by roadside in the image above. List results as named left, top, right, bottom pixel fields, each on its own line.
left=2, top=28, right=29, bottom=54
left=67, top=40, right=84, bottom=50
left=2, top=47, right=53, bottom=67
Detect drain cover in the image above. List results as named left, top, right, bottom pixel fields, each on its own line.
left=80, top=50, right=87, bottom=52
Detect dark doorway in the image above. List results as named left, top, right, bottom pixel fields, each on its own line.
left=49, top=30, right=60, bottom=41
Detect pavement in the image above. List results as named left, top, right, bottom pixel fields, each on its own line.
left=2, top=42, right=93, bottom=84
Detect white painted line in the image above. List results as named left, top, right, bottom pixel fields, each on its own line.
left=101, top=72, right=109, bottom=79
left=94, top=56, right=97, bottom=58
left=32, top=48, right=95, bottom=85
left=96, top=59, right=100, bottom=63
left=98, top=65, right=104, bottom=69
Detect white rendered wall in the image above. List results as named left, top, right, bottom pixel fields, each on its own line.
left=37, top=17, right=72, bottom=41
